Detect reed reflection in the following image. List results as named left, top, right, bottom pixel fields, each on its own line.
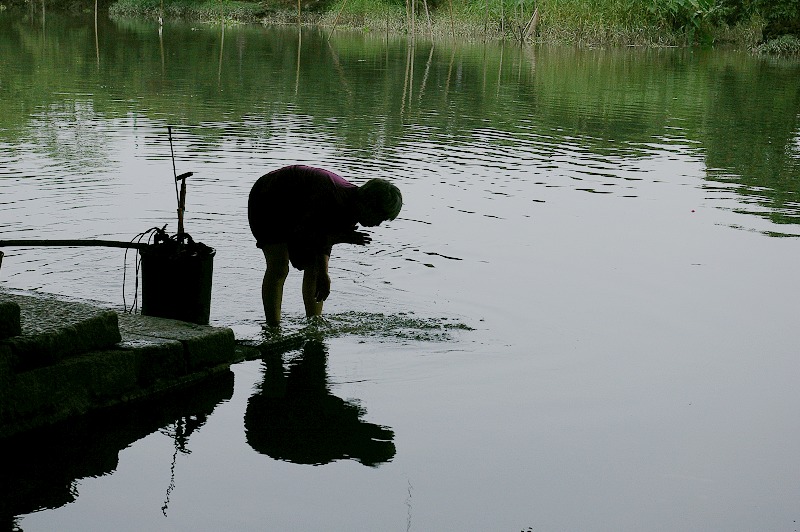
left=245, top=339, right=395, bottom=467
left=0, top=370, right=234, bottom=528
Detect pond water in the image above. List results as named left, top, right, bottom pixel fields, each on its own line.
left=2, top=8, right=800, bottom=531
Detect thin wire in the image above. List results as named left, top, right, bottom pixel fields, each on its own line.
left=122, top=227, right=161, bottom=314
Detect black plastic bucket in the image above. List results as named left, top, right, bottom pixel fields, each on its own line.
left=140, top=241, right=215, bottom=325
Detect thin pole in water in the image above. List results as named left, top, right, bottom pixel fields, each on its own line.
left=168, top=126, right=183, bottom=235
left=168, top=126, right=180, bottom=208
left=328, top=0, right=348, bottom=40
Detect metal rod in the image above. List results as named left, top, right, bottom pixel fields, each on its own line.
left=168, top=126, right=180, bottom=209
left=178, top=179, right=186, bottom=236
left=0, top=239, right=150, bottom=250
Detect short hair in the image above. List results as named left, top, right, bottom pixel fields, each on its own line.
left=360, top=178, right=403, bottom=221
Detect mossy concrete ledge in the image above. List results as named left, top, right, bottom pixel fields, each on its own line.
left=0, top=288, right=238, bottom=440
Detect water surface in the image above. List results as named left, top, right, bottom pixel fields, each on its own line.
left=1, top=9, right=800, bottom=531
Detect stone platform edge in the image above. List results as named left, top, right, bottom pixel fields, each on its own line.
left=0, top=287, right=252, bottom=440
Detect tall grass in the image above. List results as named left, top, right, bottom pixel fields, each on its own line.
left=110, top=0, right=264, bottom=21
left=108, top=0, right=768, bottom=46
left=754, top=34, right=800, bottom=55
left=318, top=0, right=732, bottom=44
left=526, top=0, right=665, bottom=45
left=319, top=0, right=766, bottom=45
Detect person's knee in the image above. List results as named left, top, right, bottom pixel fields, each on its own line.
left=262, top=244, right=289, bottom=283
left=266, top=260, right=289, bottom=281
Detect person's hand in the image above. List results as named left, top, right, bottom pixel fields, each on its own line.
left=332, top=229, right=372, bottom=246
left=346, top=230, right=372, bottom=246
left=315, top=271, right=331, bottom=302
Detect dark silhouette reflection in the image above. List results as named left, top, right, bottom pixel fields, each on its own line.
left=245, top=339, right=395, bottom=467
left=0, top=370, right=234, bottom=530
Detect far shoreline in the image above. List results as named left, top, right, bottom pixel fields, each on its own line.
left=3, top=0, right=799, bottom=54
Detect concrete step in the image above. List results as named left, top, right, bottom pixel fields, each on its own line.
left=0, top=290, right=121, bottom=371
left=0, top=287, right=238, bottom=440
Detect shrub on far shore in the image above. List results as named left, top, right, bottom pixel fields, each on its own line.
left=754, top=34, right=800, bottom=55
left=19, top=0, right=800, bottom=51
left=109, top=0, right=267, bottom=21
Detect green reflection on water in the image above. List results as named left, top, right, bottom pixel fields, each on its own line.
left=1, top=9, right=799, bottom=232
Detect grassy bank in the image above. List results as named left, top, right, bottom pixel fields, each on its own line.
left=105, top=0, right=796, bottom=50
left=108, top=0, right=266, bottom=21
left=319, top=0, right=763, bottom=46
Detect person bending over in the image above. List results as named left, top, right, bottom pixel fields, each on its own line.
left=248, top=165, right=402, bottom=327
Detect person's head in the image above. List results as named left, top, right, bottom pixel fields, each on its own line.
left=357, top=178, right=402, bottom=227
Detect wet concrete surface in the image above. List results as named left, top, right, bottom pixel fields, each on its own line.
left=0, top=288, right=239, bottom=439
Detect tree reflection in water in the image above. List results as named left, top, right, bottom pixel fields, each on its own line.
left=245, top=339, right=395, bottom=467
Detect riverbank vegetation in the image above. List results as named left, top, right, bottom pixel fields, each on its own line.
left=111, top=0, right=800, bottom=49
left=5, top=0, right=800, bottom=51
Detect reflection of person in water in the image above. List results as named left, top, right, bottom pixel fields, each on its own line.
left=244, top=339, right=396, bottom=467
left=248, top=165, right=403, bottom=327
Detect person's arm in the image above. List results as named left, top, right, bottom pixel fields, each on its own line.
left=314, top=253, right=331, bottom=302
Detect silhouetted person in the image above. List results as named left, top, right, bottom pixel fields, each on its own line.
left=244, top=339, right=396, bottom=467
left=248, top=165, right=402, bottom=327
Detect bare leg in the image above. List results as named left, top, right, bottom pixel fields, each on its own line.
left=302, top=254, right=330, bottom=318
left=261, top=244, right=289, bottom=327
